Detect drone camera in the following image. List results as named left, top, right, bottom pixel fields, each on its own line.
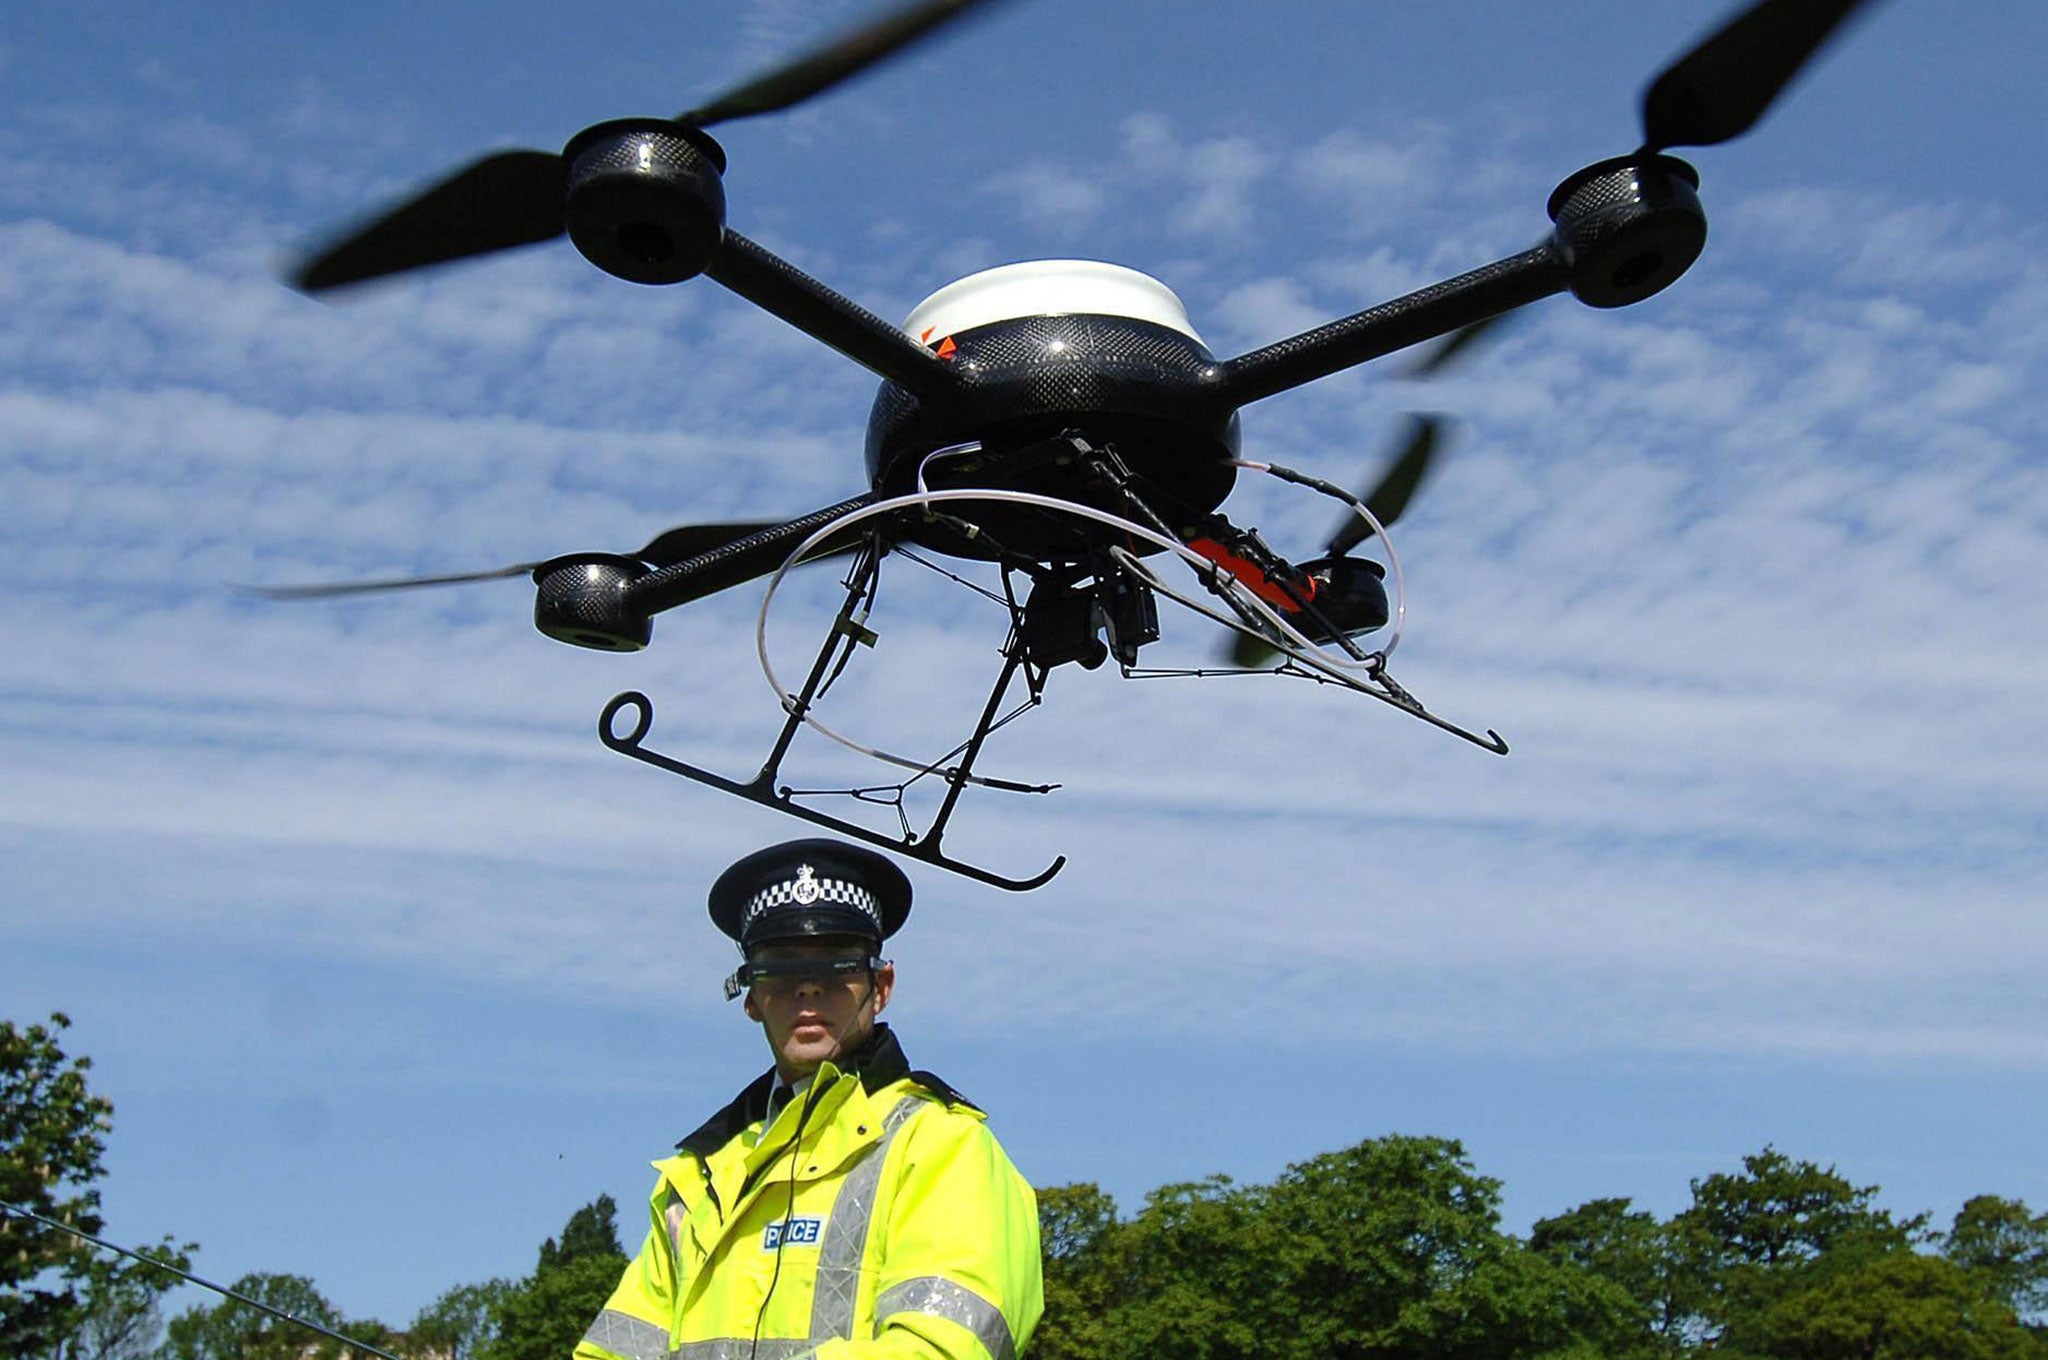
left=1098, top=568, right=1159, bottom=667
left=533, top=554, right=654, bottom=651
left=1020, top=581, right=1107, bottom=670
left=1547, top=155, right=1707, bottom=309
left=562, top=119, right=728, bottom=285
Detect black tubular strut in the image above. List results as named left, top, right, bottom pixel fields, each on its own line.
left=624, top=492, right=878, bottom=617
left=706, top=232, right=965, bottom=401
left=1212, top=243, right=1569, bottom=408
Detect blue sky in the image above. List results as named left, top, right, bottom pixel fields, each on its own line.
left=5, top=0, right=2047, bottom=1332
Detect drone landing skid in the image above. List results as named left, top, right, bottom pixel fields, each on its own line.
left=600, top=689, right=1066, bottom=892
left=1349, top=663, right=1510, bottom=755
left=599, top=539, right=1066, bottom=894
left=603, top=532, right=1066, bottom=890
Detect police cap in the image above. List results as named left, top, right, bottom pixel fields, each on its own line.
left=708, top=839, right=912, bottom=951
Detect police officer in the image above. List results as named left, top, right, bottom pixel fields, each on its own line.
left=575, top=840, right=1043, bottom=1360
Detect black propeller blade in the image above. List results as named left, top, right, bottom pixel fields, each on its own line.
left=1640, top=0, right=1876, bottom=151
left=636, top=521, right=779, bottom=569
left=1225, top=415, right=1449, bottom=669
left=679, top=0, right=1000, bottom=127
left=292, top=152, right=569, bottom=294
left=291, top=0, right=1000, bottom=293
left=1226, top=628, right=1276, bottom=671
left=1404, top=313, right=1512, bottom=381
left=243, top=521, right=781, bottom=601
left=1326, top=414, right=1443, bottom=557
left=1321, top=312, right=1517, bottom=558
left=240, top=561, right=544, bottom=601
left=1221, top=308, right=1519, bottom=668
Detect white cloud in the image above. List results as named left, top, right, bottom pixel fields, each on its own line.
left=1119, top=112, right=1266, bottom=241
left=1292, top=123, right=1449, bottom=233
left=1734, top=187, right=2024, bottom=293
left=13, top=4, right=2048, bottom=1337
left=1209, top=275, right=1327, bottom=352
left=3, top=18, right=2046, bottom=1080
left=979, top=162, right=1107, bottom=236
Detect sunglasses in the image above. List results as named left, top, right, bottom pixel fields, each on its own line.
left=723, top=954, right=884, bottom=1001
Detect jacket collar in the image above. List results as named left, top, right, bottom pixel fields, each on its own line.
left=676, top=1024, right=910, bottom=1158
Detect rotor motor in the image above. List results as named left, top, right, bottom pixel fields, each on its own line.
left=562, top=119, right=728, bottom=284
left=1547, top=154, right=1707, bottom=308
left=1294, top=555, right=1389, bottom=642
left=533, top=554, right=653, bottom=651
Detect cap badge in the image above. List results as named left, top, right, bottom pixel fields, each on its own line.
left=791, top=864, right=821, bottom=905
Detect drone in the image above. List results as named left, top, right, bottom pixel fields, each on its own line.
left=270, top=0, right=1877, bottom=889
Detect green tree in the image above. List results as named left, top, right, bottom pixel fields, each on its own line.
left=1033, top=1183, right=1122, bottom=1360
left=346, top=1317, right=408, bottom=1358
left=1105, top=1175, right=1258, bottom=1360
left=1673, top=1145, right=1924, bottom=1345
left=1531, top=1196, right=1684, bottom=1353
left=408, top=1278, right=516, bottom=1360
left=1094, top=1135, right=1640, bottom=1360
left=1680, top=1146, right=1921, bottom=1270
left=538, top=1196, right=625, bottom=1272
left=2, top=1013, right=116, bottom=1353
left=1750, top=1252, right=2048, bottom=1360
left=35, top=1241, right=194, bottom=1360
left=2, top=1013, right=189, bottom=1359
left=1370, top=1247, right=1645, bottom=1360
left=159, top=1271, right=350, bottom=1360
left=1946, top=1196, right=2048, bottom=1324
left=1251, top=1136, right=1638, bottom=1360
left=1032, top=1141, right=2048, bottom=1360
left=475, top=1197, right=628, bottom=1360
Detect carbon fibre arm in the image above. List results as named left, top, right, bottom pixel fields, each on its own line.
left=622, top=493, right=878, bottom=618
left=707, top=232, right=967, bottom=403
left=1209, top=242, right=1569, bottom=408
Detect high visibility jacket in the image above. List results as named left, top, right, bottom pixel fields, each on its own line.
left=575, top=1026, right=1042, bottom=1360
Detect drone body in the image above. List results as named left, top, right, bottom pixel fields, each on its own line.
left=867, top=260, right=1240, bottom=558
left=270, top=0, right=1879, bottom=885
left=517, top=131, right=1700, bottom=666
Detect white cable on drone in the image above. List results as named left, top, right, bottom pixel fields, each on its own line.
left=799, top=491, right=1380, bottom=686
left=757, top=489, right=1196, bottom=783
left=753, top=488, right=1047, bottom=786
left=1226, top=458, right=1408, bottom=659
left=913, top=447, right=1397, bottom=669
left=753, top=488, right=1389, bottom=780
left=915, top=441, right=986, bottom=498
left=1104, top=544, right=1313, bottom=655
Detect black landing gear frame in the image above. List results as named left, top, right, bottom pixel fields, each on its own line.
left=599, top=538, right=1067, bottom=892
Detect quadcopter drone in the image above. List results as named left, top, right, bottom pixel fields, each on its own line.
left=271, top=0, right=1877, bottom=888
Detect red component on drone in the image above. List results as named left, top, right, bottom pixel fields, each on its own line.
left=1185, top=537, right=1314, bottom=612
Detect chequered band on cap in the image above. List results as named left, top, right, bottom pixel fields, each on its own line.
left=741, top=862, right=882, bottom=934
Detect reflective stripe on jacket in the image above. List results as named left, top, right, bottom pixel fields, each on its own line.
left=575, top=1026, right=1042, bottom=1360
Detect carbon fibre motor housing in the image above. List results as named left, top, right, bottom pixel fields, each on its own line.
left=1546, top=154, right=1706, bottom=308
left=563, top=119, right=728, bottom=285
left=533, top=553, right=653, bottom=650
left=863, top=312, right=1241, bottom=560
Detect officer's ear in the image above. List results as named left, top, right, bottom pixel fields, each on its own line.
left=742, top=989, right=763, bottom=1022
left=869, top=961, right=896, bottom=1016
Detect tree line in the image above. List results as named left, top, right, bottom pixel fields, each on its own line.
left=1032, top=1138, right=2046, bottom=1360
left=7, top=1012, right=2046, bottom=1360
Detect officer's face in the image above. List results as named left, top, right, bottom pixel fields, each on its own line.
left=742, top=939, right=894, bottom=1081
